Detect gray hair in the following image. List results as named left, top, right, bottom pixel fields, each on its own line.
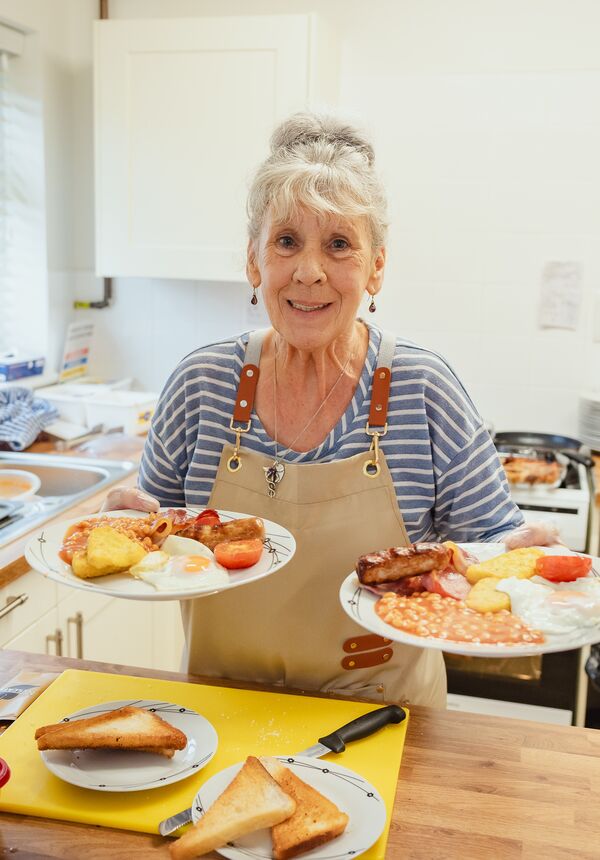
left=247, top=112, right=388, bottom=250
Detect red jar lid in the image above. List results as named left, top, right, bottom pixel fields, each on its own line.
left=0, top=757, right=10, bottom=787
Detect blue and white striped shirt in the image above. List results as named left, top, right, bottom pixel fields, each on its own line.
left=139, top=324, right=523, bottom=543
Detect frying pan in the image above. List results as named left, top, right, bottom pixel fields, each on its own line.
left=493, top=431, right=594, bottom=469
left=498, top=451, right=568, bottom=489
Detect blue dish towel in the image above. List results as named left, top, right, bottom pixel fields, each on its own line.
left=0, top=387, right=59, bottom=451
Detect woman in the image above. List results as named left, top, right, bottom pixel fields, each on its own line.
left=105, top=113, right=559, bottom=707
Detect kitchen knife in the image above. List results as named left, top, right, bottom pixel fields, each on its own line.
left=158, top=703, right=405, bottom=836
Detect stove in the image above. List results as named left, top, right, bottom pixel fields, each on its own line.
left=446, top=431, right=597, bottom=728
left=505, top=462, right=591, bottom=551
left=492, top=432, right=594, bottom=553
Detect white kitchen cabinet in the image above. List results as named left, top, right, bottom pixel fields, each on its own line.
left=0, top=571, right=57, bottom=647
left=3, top=571, right=183, bottom=672
left=94, top=15, right=336, bottom=281
left=55, top=587, right=183, bottom=671
left=4, top=608, right=62, bottom=657
left=151, top=601, right=185, bottom=672
left=59, top=594, right=154, bottom=669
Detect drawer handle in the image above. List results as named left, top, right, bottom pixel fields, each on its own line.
left=46, top=628, right=63, bottom=657
left=0, top=593, right=28, bottom=620
left=67, top=611, right=84, bottom=659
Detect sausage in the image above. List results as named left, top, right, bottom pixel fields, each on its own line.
left=357, top=543, right=451, bottom=585
left=178, top=516, right=266, bottom=551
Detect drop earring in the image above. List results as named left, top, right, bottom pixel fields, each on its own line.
left=368, top=295, right=376, bottom=313
left=251, top=286, right=258, bottom=305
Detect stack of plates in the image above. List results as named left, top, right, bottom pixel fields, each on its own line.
left=578, top=391, right=600, bottom=451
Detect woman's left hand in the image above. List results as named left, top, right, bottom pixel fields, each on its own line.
left=504, top=521, right=564, bottom=550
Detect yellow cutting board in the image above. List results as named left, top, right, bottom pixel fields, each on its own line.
left=0, top=669, right=408, bottom=859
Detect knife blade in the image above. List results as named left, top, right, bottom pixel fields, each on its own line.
left=158, top=704, right=405, bottom=836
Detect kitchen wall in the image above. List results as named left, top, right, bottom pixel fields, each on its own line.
left=11, top=0, right=600, bottom=436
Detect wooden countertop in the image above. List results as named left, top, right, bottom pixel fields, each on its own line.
left=0, top=650, right=598, bottom=859
left=0, top=439, right=142, bottom=589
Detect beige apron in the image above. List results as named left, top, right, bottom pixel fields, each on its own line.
left=181, top=329, right=446, bottom=708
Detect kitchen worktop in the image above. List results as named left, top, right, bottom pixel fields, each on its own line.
left=0, top=649, right=599, bottom=859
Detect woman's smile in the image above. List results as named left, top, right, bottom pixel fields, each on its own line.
left=286, top=299, right=333, bottom=313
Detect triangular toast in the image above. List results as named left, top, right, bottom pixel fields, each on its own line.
left=35, top=705, right=186, bottom=754
left=260, top=756, right=349, bottom=860
left=170, top=756, right=296, bottom=860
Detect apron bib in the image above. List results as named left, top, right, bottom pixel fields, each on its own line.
left=181, top=330, right=446, bottom=708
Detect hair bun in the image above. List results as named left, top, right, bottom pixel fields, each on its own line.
left=270, top=112, right=375, bottom=166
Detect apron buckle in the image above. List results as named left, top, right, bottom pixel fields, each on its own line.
left=227, top=419, right=251, bottom=473
left=363, top=422, right=387, bottom=478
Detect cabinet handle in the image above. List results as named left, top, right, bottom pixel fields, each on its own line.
left=0, top=593, right=28, bottom=620
left=67, top=611, right=84, bottom=659
left=46, top=628, right=63, bottom=656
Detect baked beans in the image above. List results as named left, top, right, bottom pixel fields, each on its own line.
left=375, top=591, right=545, bottom=646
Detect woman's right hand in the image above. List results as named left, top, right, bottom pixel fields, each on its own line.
left=100, top=486, right=160, bottom=513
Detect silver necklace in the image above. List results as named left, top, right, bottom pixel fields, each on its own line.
left=263, top=344, right=355, bottom=497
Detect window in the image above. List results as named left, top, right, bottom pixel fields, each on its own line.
left=0, top=19, right=48, bottom=362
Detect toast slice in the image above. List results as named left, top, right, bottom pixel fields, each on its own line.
left=170, top=756, right=296, bottom=860
left=260, top=756, right=349, bottom=860
left=35, top=705, right=187, bottom=754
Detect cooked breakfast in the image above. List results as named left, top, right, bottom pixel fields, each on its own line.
left=170, top=755, right=349, bottom=860
left=356, top=542, right=600, bottom=647
left=59, top=509, right=266, bottom=586
left=35, top=705, right=187, bottom=757
left=501, top=455, right=563, bottom=485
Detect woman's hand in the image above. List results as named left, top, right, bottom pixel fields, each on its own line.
left=100, top=486, right=160, bottom=513
left=504, top=521, right=564, bottom=550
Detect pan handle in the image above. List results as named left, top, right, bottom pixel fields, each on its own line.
left=561, top=450, right=594, bottom=469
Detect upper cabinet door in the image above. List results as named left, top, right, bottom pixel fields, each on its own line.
left=94, top=16, right=321, bottom=281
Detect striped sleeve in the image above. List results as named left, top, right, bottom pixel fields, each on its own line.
left=432, top=423, right=524, bottom=542
left=138, top=423, right=186, bottom=507
left=138, top=359, right=191, bottom=507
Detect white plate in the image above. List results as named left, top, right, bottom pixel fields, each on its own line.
left=39, top=699, right=218, bottom=792
left=190, top=755, right=387, bottom=860
left=25, top=509, right=296, bottom=601
left=339, top=543, right=600, bottom=658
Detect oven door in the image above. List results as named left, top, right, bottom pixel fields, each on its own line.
left=445, top=650, right=582, bottom=725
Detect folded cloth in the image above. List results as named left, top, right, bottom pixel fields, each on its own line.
left=0, top=387, right=59, bottom=451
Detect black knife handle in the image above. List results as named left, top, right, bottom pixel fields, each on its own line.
left=317, top=704, right=406, bottom=754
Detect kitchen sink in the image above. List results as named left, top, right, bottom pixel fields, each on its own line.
left=0, top=451, right=137, bottom=549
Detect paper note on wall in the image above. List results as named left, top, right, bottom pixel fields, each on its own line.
left=538, top=261, right=582, bottom=330
left=59, top=321, right=94, bottom=381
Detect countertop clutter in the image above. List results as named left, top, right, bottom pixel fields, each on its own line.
left=1, top=650, right=600, bottom=859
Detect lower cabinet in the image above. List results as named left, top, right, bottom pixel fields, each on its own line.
left=3, top=573, right=185, bottom=673
left=3, top=607, right=62, bottom=656
left=55, top=587, right=184, bottom=671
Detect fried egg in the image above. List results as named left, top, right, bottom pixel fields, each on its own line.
left=130, top=535, right=228, bottom=592
left=497, top=577, right=600, bottom=635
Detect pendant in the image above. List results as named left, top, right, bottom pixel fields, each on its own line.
left=263, top=461, right=285, bottom=498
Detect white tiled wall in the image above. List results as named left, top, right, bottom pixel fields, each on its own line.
left=39, top=0, right=600, bottom=437
left=72, top=273, right=270, bottom=392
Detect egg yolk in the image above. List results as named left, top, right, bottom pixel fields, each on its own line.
left=181, top=556, right=211, bottom=573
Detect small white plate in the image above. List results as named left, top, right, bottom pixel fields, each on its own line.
left=25, top=508, right=296, bottom=601
left=191, top=755, right=387, bottom=860
left=339, top=543, right=600, bottom=658
left=39, top=699, right=218, bottom=792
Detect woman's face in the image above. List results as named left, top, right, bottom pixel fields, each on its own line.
left=247, top=206, right=385, bottom=351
